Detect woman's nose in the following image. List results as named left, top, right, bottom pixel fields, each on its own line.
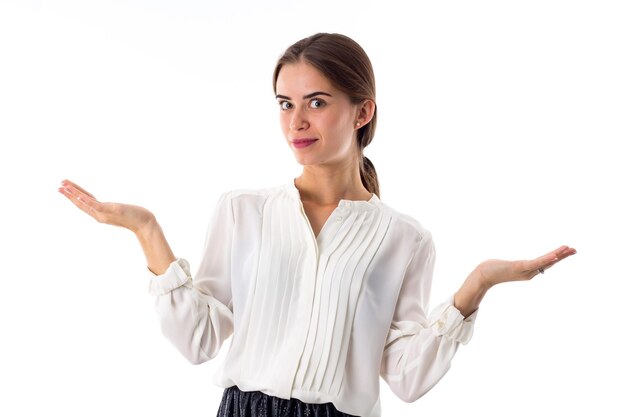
left=289, top=110, right=309, bottom=131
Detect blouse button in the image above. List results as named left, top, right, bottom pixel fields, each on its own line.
left=336, top=216, right=343, bottom=222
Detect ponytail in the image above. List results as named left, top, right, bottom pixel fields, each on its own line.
left=359, top=155, right=379, bottom=198
left=356, top=105, right=380, bottom=198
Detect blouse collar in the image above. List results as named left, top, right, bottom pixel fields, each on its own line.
left=285, top=178, right=381, bottom=212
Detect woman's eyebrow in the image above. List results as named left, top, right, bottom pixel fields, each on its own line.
left=276, top=91, right=333, bottom=100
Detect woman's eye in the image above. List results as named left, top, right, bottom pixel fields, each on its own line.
left=280, top=101, right=292, bottom=110
left=310, top=98, right=325, bottom=109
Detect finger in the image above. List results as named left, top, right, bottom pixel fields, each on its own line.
left=549, top=246, right=577, bottom=263
left=58, top=185, right=93, bottom=212
left=59, top=182, right=97, bottom=205
left=58, top=185, right=102, bottom=218
left=542, top=247, right=577, bottom=271
left=517, top=251, right=560, bottom=274
left=557, top=246, right=577, bottom=258
left=548, top=245, right=571, bottom=257
left=61, top=180, right=97, bottom=200
left=527, top=253, right=559, bottom=272
left=528, top=246, right=577, bottom=273
left=60, top=179, right=96, bottom=199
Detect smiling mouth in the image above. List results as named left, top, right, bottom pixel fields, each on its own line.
left=291, top=138, right=318, bottom=148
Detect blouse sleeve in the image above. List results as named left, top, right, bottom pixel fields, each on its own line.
left=146, top=191, right=235, bottom=365
left=379, top=231, right=478, bottom=402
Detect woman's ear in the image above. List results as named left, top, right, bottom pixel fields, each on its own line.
left=355, top=99, right=376, bottom=128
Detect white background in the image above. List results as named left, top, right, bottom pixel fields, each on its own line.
left=1, top=0, right=624, bottom=415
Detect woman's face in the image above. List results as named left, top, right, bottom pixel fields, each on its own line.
left=275, top=61, right=360, bottom=168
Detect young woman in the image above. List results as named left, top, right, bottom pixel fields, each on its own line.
left=58, top=33, right=576, bottom=417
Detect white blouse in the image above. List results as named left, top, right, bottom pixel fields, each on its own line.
left=147, top=179, right=478, bottom=417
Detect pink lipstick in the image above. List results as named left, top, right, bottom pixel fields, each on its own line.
left=292, top=138, right=318, bottom=149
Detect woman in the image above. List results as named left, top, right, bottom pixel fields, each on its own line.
left=58, top=33, right=576, bottom=417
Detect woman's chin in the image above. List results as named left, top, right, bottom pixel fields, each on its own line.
left=292, top=154, right=317, bottom=166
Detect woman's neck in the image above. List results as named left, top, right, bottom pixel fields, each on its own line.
left=295, top=163, right=371, bottom=205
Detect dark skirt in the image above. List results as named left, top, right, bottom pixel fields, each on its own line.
left=216, top=385, right=359, bottom=417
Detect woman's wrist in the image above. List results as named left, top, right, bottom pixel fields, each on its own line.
left=133, top=216, right=176, bottom=275
left=133, top=214, right=159, bottom=239
left=453, top=268, right=492, bottom=318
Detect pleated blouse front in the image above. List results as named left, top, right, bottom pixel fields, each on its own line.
left=147, top=180, right=478, bottom=417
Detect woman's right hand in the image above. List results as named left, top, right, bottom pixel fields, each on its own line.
left=58, top=179, right=156, bottom=234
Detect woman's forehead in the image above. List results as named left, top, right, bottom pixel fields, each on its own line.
left=275, top=61, right=336, bottom=96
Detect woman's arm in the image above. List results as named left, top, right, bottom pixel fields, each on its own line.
left=380, top=232, right=477, bottom=402
left=453, top=245, right=577, bottom=317
left=135, top=218, right=176, bottom=275
left=380, top=238, right=575, bottom=402
left=59, top=179, right=235, bottom=363
left=58, top=179, right=176, bottom=274
left=146, top=190, right=235, bottom=364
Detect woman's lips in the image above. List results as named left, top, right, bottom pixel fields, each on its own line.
left=291, top=138, right=318, bottom=149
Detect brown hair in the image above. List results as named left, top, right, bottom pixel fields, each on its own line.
left=272, top=33, right=380, bottom=198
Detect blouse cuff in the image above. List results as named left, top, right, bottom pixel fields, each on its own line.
left=147, top=258, right=193, bottom=296
left=427, top=295, right=478, bottom=345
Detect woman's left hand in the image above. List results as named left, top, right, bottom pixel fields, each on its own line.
left=475, top=245, right=577, bottom=288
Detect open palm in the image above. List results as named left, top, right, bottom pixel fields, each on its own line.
left=58, top=179, right=155, bottom=234
left=476, top=245, right=577, bottom=288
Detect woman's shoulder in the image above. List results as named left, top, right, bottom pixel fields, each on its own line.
left=221, top=182, right=292, bottom=201
left=375, top=199, right=432, bottom=243
left=214, top=183, right=297, bottom=213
